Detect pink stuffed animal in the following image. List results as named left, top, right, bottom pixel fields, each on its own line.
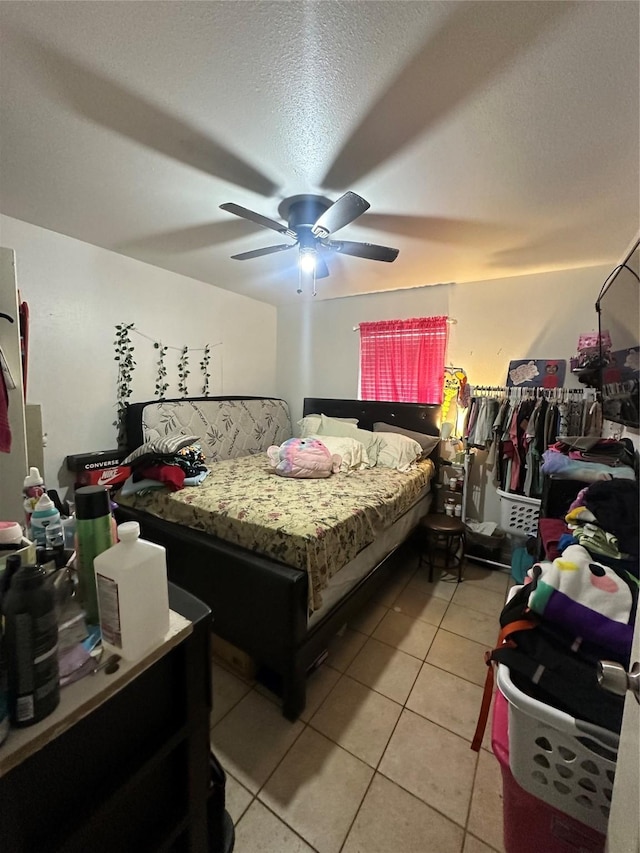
left=267, top=437, right=341, bottom=479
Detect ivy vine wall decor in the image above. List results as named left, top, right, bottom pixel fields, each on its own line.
left=154, top=342, right=169, bottom=398
left=113, top=323, right=222, bottom=436
left=113, top=322, right=136, bottom=427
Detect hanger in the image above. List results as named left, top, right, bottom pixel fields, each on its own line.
left=0, top=312, right=14, bottom=323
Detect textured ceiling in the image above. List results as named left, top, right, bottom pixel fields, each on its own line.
left=0, top=0, right=638, bottom=305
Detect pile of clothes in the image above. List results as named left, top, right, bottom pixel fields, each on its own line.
left=119, top=442, right=208, bottom=496
left=561, top=479, right=639, bottom=568
left=542, top=435, right=637, bottom=483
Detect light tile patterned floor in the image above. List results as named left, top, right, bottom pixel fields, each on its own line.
left=210, top=553, right=510, bottom=853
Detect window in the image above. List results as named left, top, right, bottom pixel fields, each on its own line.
left=359, top=316, right=449, bottom=403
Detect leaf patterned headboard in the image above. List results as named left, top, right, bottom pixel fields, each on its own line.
left=123, top=396, right=292, bottom=462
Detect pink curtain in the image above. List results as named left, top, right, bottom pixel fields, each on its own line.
left=359, top=316, right=449, bottom=403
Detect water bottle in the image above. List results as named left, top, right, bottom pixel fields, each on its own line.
left=75, top=486, right=114, bottom=625
left=94, top=522, right=169, bottom=661
left=2, top=563, right=60, bottom=726
left=30, top=494, right=61, bottom=549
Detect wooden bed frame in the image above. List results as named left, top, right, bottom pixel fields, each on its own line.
left=116, top=396, right=441, bottom=719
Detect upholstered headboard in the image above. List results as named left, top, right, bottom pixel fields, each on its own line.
left=123, top=396, right=292, bottom=462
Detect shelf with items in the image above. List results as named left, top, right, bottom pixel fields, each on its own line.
left=439, top=462, right=464, bottom=516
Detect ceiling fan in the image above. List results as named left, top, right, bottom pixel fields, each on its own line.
left=219, top=192, right=399, bottom=293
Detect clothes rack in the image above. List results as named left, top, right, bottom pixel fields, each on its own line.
left=461, top=385, right=597, bottom=571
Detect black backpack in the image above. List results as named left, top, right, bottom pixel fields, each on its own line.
left=471, top=584, right=625, bottom=751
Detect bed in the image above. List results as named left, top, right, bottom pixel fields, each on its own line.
left=115, top=395, right=441, bottom=719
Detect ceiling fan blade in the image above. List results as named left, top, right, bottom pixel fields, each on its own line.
left=315, top=253, right=330, bottom=279
left=220, top=203, right=294, bottom=237
left=311, top=192, right=370, bottom=237
left=330, top=240, right=399, bottom=262
left=230, top=243, right=296, bottom=261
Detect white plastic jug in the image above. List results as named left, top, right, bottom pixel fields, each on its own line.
left=93, top=522, right=170, bottom=661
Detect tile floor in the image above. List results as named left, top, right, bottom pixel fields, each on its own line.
left=210, top=550, right=512, bottom=853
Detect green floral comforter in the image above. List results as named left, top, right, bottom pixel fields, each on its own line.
left=117, top=455, right=435, bottom=613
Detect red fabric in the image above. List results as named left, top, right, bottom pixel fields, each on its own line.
left=359, top=316, right=448, bottom=403
left=139, top=464, right=185, bottom=491
left=538, top=517, right=571, bottom=561
left=0, top=368, right=11, bottom=453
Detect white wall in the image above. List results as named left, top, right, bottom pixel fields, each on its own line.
left=276, top=264, right=612, bottom=525
left=0, top=214, right=277, bottom=497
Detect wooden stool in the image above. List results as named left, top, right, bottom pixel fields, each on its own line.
left=419, top=514, right=465, bottom=583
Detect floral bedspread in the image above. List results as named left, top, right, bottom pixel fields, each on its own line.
left=117, top=455, right=435, bottom=613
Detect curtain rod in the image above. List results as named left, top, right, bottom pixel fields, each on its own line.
left=352, top=317, right=457, bottom=331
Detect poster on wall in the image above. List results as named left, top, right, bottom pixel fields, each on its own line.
left=506, top=359, right=566, bottom=388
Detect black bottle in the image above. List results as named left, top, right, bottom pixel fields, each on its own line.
left=2, top=564, right=60, bottom=726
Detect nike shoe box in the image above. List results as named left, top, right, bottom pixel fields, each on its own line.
left=66, top=450, right=130, bottom=489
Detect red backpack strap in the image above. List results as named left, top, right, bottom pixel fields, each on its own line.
left=471, top=650, right=496, bottom=751
left=470, top=617, right=538, bottom=752
left=497, top=617, right=538, bottom=644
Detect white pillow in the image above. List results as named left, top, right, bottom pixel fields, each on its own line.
left=298, top=413, right=358, bottom=438
left=375, top=432, right=423, bottom=472
left=307, top=434, right=371, bottom=472
left=317, top=414, right=381, bottom=465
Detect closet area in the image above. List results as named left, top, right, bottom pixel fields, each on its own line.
left=461, top=386, right=599, bottom=568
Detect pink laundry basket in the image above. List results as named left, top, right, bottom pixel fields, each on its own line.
left=492, top=690, right=606, bottom=853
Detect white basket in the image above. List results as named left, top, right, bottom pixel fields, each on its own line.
left=496, top=489, right=541, bottom=536
left=497, top=663, right=618, bottom=835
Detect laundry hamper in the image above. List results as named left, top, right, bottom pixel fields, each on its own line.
left=496, top=489, right=541, bottom=537
left=496, top=662, right=618, bottom=837
left=492, top=689, right=606, bottom=853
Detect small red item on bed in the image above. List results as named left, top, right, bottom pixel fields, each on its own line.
left=139, top=464, right=186, bottom=491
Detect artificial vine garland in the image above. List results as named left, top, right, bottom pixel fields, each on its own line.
left=154, top=342, right=169, bottom=398
left=114, top=325, right=218, bottom=411
left=178, top=346, right=190, bottom=396
left=113, top=323, right=136, bottom=432
left=199, top=344, right=211, bottom=395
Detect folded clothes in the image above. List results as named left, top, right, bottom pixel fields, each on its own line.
left=527, top=544, right=637, bottom=663
left=120, top=465, right=208, bottom=495
left=184, top=468, right=209, bottom=486
left=541, top=449, right=636, bottom=482
left=139, top=464, right=185, bottom=491
left=119, top=475, right=166, bottom=497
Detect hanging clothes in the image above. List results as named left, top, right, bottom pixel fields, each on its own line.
left=464, top=387, right=597, bottom=499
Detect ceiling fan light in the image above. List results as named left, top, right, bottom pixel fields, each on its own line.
left=299, top=248, right=317, bottom=273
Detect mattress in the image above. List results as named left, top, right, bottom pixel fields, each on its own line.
left=307, top=484, right=432, bottom=627
left=117, top=454, right=435, bottom=613
left=128, top=397, right=292, bottom=462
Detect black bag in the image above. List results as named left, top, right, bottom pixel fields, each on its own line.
left=471, top=585, right=624, bottom=751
